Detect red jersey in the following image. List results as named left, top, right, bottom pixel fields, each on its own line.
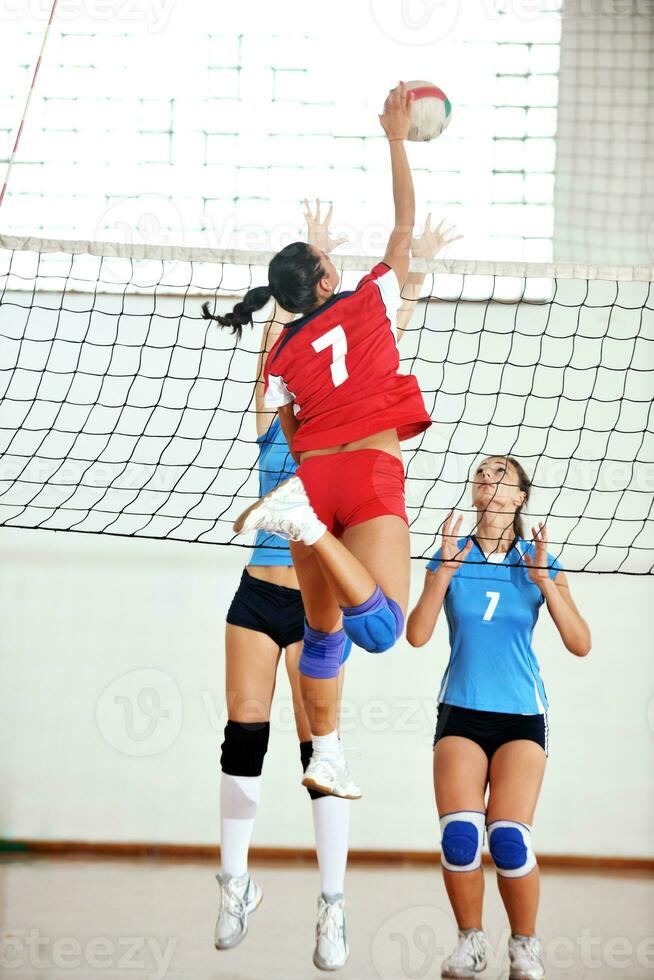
left=263, top=262, right=432, bottom=452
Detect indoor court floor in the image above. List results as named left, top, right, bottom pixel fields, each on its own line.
left=1, top=856, right=652, bottom=979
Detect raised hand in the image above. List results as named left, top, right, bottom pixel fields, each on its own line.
left=440, top=511, right=473, bottom=571
left=523, top=521, right=550, bottom=586
left=303, top=198, right=348, bottom=254
left=378, top=81, right=414, bottom=141
left=411, top=214, right=462, bottom=259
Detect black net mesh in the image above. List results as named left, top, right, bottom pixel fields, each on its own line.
left=1, top=237, right=652, bottom=573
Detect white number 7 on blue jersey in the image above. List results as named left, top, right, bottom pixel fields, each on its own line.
left=312, top=325, right=348, bottom=387
left=483, top=591, right=500, bottom=621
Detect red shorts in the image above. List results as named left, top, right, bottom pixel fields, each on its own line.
left=296, top=449, right=407, bottom=538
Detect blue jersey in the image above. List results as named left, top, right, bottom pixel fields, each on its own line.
left=426, top=536, right=563, bottom=715
left=249, top=416, right=297, bottom=567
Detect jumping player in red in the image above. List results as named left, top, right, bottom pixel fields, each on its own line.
left=203, top=200, right=458, bottom=970
left=231, top=83, right=433, bottom=798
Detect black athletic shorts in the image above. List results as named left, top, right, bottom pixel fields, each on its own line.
left=433, top=703, right=548, bottom=760
left=226, top=568, right=305, bottom=649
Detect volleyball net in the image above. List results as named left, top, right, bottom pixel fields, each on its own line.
left=1, top=234, right=652, bottom=574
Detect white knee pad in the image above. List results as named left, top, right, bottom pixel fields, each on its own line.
left=439, top=810, right=486, bottom=872
left=487, top=819, right=537, bottom=878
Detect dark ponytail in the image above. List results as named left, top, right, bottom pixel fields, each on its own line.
left=505, top=456, right=532, bottom=539
left=201, top=285, right=272, bottom=342
left=201, top=241, right=325, bottom=343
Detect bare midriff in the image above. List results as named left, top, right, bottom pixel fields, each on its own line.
left=299, top=428, right=402, bottom=464
left=246, top=564, right=300, bottom=589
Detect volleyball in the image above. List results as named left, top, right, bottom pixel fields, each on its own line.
left=406, top=80, right=452, bottom=141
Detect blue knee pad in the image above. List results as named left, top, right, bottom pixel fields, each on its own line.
left=341, top=636, right=353, bottom=665
left=299, top=622, right=348, bottom=679
left=439, top=811, right=486, bottom=872
left=487, top=820, right=537, bottom=878
left=341, top=585, right=404, bottom=653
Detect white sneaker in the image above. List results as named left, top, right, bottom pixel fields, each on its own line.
left=508, top=934, right=545, bottom=979
left=441, top=928, right=488, bottom=978
left=214, top=871, right=262, bottom=950
left=313, top=894, right=349, bottom=971
left=302, top=746, right=362, bottom=800
left=233, top=475, right=326, bottom=545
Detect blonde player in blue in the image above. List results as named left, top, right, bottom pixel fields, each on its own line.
left=203, top=200, right=460, bottom=971
left=407, top=456, right=591, bottom=980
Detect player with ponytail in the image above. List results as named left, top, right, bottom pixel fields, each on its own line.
left=229, top=82, right=444, bottom=806
left=206, top=197, right=458, bottom=969
left=202, top=239, right=329, bottom=340
left=407, top=456, right=591, bottom=980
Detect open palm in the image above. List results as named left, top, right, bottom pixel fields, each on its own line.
left=303, top=198, right=348, bottom=254
left=523, top=522, right=550, bottom=584
left=440, top=511, right=473, bottom=570
left=412, top=214, right=462, bottom=260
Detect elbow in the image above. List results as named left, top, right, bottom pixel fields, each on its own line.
left=406, top=619, right=428, bottom=648
left=569, top=630, right=592, bottom=658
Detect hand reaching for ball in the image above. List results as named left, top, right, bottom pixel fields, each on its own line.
left=379, top=81, right=414, bottom=142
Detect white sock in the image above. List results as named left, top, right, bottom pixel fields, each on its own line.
left=312, top=795, right=350, bottom=897
left=219, top=773, right=261, bottom=878
left=312, top=730, right=339, bottom=754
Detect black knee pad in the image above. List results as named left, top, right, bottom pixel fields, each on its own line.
left=300, top=740, right=329, bottom=800
left=220, top=720, right=270, bottom=777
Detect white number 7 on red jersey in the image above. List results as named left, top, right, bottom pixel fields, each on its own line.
left=312, top=325, right=348, bottom=388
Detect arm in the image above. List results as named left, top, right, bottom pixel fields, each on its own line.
left=537, top=571, right=591, bottom=657
left=406, top=565, right=454, bottom=647
left=277, top=403, right=301, bottom=464
left=255, top=303, right=295, bottom=438
left=396, top=272, right=425, bottom=344
left=379, top=83, right=415, bottom=291
left=396, top=215, right=462, bottom=342
left=524, top=523, right=592, bottom=657
left=406, top=512, right=473, bottom=646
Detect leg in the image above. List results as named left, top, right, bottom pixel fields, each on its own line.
left=310, top=513, right=410, bottom=616
left=220, top=624, right=279, bottom=877
left=286, top=640, right=351, bottom=970
left=215, top=622, right=278, bottom=950
left=285, top=639, right=313, bottom=745
left=287, top=544, right=359, bottom=799
left=236, top=458, right=407, bottom=620
left=434, top=736, right=489, bottom=931
left=290, top=517, right=408, bottom=734
left=225, top=622, right=281, bottom=723
left=340, top=514, right=410, bottom=613
left=309, top=527, right=377, bottom=606
left=286, top=641, right=350, bottom=894
left=290, top=540, right=342, bottom=736
left=486, top=740, right=547, bottom=937
left=285, top=639, right=346, bottom=744
left=235, top=475, right=375, bottom=606
left=305, top=451, right=411, bottom=618
left=253, top=459, right=409, bottom=799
